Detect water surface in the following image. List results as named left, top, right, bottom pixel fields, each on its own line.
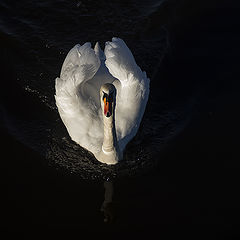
left=1, top=0, right=240, bottom=238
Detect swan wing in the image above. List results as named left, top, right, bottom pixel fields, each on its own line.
left=104, top=38, right=150, bottom=151
left=55, top=43, right=104, bottom=154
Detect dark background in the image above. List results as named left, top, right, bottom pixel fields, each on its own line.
left=1, top=0, right=240, bottom=238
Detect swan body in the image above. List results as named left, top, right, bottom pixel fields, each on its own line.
left=55, top=37, right=149, bottom=164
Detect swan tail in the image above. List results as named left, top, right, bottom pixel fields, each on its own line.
left=94, top=42, right=105, bottom=60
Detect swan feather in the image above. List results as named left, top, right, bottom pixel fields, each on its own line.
left=55, top=37, right=149, bottom=158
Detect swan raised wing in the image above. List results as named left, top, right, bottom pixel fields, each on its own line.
left=104, top=38, right=150, bottom=152
left=55, top=43, right=104, bottom=154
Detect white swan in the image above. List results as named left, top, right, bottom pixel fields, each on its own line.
left=55, top=37, right=149, bottom=165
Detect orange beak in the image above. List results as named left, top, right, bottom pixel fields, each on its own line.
left=104, top=97, right=112, bottom=117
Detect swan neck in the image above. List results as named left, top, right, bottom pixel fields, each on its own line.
left=102, top=116, right=117, bottom=152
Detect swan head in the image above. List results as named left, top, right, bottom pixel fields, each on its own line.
left=100, top=83, right=116, bottom=118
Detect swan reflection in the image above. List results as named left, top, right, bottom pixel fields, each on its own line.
left=101, top=180, right=114, bottom=223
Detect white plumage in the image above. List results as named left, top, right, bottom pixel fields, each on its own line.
left=55, top=37, right=149, bottom=164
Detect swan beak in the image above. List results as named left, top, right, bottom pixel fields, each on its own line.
left=104, top=97, right=112, bottom=117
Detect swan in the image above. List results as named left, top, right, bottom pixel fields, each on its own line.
left=55, top=37, right=149, bottom=165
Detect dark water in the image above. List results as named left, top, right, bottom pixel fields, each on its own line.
left=1, top=0, right=240, bottom=238
left=0, top=0, right=193, bottom=179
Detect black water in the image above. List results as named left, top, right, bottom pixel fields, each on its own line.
left=1, top=0, right=240, bottom=238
